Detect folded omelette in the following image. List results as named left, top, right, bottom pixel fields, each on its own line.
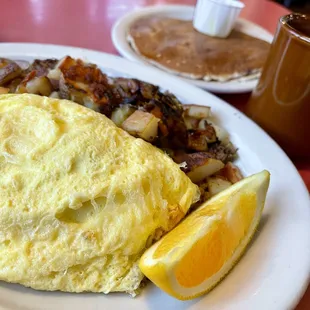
left=0, top=94, right=199, bottom=295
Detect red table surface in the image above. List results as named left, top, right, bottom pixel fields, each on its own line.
left=1, top=0, right=310, bottom=308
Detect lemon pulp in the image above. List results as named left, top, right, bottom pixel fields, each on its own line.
left=139, top=170, right=270, bottom=300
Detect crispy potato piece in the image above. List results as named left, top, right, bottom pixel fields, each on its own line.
left=57, top=56, right=79, bottom=71
left=213, top=124, right=229, bottom=144
left=183, top=104, right=211, bottom=119
left=218, top=162, right=243, bottom=184
left=47, top=68, right=61, bottom=80
left=111, top=105, right=135, bottom=127
left=205, top=122, right=230, bottom=145
left=57, top=56, right=114, bottom=115
left=181, top=153, right=224, bottom=183
left=187, top=159, right=224, bottom=183
left=122, top=110, right=160, bottom=142
left=198, top=119, right=230, bottom=145
left=59, top=74, right=96, bottom=108
left=25, top=76, right=53, bottom=96
left=184, top=116, right=199, bottom=130
left=16, top=71, right=36, bottom=93
left=188, top=130, right=208, bottom=151
left=187, top=126, right=217, bottom=151
left=207, top=176, right=232, bottom=196
left=196, top=123, right=217, bottom=143
left=198, top=119, right=208, bottom=130
left=0, top=62, right=22, bottom=86
left=47, top=56, right=74, bottom=80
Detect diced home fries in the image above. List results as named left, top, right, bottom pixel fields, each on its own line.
left=0, top=56, right=243, bottom=203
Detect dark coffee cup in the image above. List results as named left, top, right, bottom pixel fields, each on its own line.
left=246, top=14, right=310, bottom=158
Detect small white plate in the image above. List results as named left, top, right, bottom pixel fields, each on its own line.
left=112, top=5, right=274, bottom=94
left=0, top=43, right=309, bottom=310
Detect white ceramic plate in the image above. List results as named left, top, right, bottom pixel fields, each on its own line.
left=111, top=5, right=274, bottom=94
left=0, top=43, right=309, bottom=310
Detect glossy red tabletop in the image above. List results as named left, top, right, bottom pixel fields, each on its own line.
left=1, top=0, right=310, bottom=309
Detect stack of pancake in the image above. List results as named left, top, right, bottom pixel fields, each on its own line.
left=128, top=17, right=270, bottom=82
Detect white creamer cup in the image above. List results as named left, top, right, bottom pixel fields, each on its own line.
left=193, top=0, right=245, bottom=38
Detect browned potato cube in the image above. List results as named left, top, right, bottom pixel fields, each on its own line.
left=122, top=110, right=160, bottom=142
left=185, top=156, right=224, bottom=183
left=207, top=176, right=232, bottom=196
left=219, top=162, right=243, bottom=184
left=0, top=62, right=22, bottom=86
left=187, top=126, right=217, bottom=151
left=111, top=105, right=135, bottom=127
left=184, top=116, right=200, bottom=130
left=26, top=76, right=53, bottom=96
left=183, top=104, right=211, bottom=119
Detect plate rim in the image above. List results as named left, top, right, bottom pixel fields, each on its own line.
left=0, top=42, right=309, bottom=310
left=111, top=4, right=274, bottom=94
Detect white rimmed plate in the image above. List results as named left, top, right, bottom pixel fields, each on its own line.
left=0, top=43, right=309, bottom=310
left=111, top=5, right=274, bottom=94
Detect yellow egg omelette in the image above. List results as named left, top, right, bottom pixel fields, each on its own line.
left=0, top=94, right=199, bottom=295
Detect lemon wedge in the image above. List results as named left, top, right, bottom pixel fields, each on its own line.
left=139, top=170, right=270, bottom=300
